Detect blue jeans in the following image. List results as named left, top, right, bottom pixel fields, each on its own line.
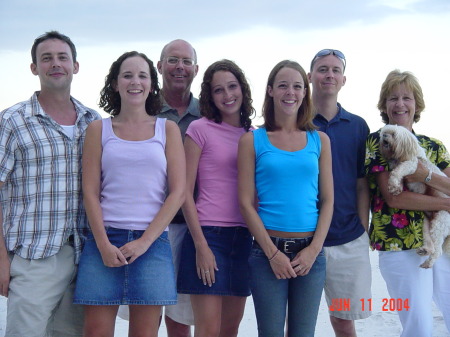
left=249, top=241, right=326, bottom=337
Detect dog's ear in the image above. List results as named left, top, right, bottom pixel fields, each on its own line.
left=394, top=127, right=420, bottom=161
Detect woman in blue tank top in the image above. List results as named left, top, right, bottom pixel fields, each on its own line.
left=238, top=60, right=334, bottom=337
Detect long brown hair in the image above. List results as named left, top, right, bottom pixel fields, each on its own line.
left=262, top=60, right=315, bottom=131
left=199, top=59, right=255, bottom=131
left=99, top=51, right=161, bottom=116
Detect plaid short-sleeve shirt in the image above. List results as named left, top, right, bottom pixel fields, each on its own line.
left=0, top=92, right=100, bottom=262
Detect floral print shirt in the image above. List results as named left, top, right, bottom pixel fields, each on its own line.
left=365, top=128, right=450, bottom=251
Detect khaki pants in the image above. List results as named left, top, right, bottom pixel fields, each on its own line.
left=324, top=232, right=372, bottom=320
left=6, top=243, right=83, bottom=337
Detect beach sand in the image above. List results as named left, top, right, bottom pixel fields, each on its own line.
left=0, top=250, right=448, bottom=336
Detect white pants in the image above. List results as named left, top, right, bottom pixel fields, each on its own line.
left=164, top=223, right=194, bottom=325
left=379, top=250, right=450, bottom=337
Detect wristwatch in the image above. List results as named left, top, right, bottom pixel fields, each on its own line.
left=425, top=169, right=433, bottom=182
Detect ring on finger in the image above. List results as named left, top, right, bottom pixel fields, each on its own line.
left=205, top=270, right=210, bottom=274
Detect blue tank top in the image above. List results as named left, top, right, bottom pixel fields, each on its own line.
left=253, top=128, right=321, bottom=232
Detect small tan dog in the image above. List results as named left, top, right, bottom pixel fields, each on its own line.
left=379, top=124, right=450, bottom=268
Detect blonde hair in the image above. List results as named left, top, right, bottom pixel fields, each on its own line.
left=378, top=69, right=425, bottom=124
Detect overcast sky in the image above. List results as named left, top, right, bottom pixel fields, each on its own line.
left=1, top=0, right=450, bottom=143
left=1, top=0, right=448, bottom=51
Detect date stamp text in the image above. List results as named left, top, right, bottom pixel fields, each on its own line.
left=329, top=298, right=410, bottom=312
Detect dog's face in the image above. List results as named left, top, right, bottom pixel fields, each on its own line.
left=379, top=124, right=421, bottom=162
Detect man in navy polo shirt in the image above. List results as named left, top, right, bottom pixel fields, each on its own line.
left=309, top=49, right=371, bottom=337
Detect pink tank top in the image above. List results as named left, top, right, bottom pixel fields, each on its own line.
left=100, top=117, right=168, bottom=231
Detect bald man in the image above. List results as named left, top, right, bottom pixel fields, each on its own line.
left=158, top=39, right=200, bottom=337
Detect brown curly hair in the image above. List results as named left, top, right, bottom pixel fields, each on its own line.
left=99, top=51, right=161, bottom=116
left=199, top=59, right=255, bottom=131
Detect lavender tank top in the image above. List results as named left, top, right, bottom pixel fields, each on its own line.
left=100, top=117, right=168, bottom=231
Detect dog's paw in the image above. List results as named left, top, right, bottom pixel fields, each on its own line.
left=388, top=177, right=403, bottom=195
left=388, top=184, right=403, bottom=196
left=420, top=259, right=434, bottom=269
left=416, top=246, right=433, bottom=256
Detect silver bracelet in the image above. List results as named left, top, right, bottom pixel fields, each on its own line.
left=425, top=169, right=433, bottom=182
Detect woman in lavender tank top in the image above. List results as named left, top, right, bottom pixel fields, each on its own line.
left=74, top=51, right=185, bottom=337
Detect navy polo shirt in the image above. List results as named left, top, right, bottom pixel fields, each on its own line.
left=314, top=104, right=369, bottom=246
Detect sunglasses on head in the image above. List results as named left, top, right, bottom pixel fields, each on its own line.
left=310, top=49, right=346, bottom=71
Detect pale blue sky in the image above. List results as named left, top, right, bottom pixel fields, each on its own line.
left=1, top=0, right=449, bottom=142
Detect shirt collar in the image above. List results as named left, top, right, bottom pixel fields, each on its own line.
left=315, top=102, right=351, bottom=124
left=333, top=103, right=351, bottom=122
left=161, top=92, right=200, bottom=117
left=28, top=91, right=97, bottom=121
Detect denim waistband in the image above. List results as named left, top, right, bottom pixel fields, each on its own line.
left=270, top=236, right=313, bottom=254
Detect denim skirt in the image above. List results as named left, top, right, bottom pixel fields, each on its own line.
left=74, top=228, right=176, bottom=305
left=177, top=226, right=252, bottom=296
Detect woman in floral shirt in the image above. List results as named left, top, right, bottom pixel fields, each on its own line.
left=365, top=70, right=450, bottom=336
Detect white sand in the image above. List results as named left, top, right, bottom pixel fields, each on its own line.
left=0, top=251, right=448, bottom=336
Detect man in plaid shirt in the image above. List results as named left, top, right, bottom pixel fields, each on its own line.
left=0, top=31, right=100, bottom=337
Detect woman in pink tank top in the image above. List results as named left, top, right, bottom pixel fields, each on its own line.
left=177, top=60, right=255, bottom=337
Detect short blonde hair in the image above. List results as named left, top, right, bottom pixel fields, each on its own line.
left=378, top=69, right=425, bottom=124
